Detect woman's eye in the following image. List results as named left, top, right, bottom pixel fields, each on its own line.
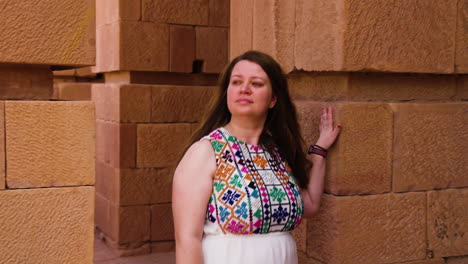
left=232, top=80, right=241, bottom=85
left=252, top=82, right=264, bottom=87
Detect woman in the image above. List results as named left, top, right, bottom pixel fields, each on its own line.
left=172, top=51, right=341, bottom=264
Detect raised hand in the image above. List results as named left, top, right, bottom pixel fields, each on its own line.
left=315, top=106, right=341, bottom=150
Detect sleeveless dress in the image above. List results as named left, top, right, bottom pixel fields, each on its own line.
left=201, top=127, right=304, bottom=264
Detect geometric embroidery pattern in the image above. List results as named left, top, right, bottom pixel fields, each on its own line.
left=205, top=127, right=304, bottom=235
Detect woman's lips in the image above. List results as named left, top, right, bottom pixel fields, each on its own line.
left=236, top=98, right=253, bottom=104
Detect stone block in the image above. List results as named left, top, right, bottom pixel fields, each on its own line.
left=209, top=0, right=229, bottom=27
left=342, top=0, right=457, bottom=73
left=456, top=0, right=468, bottom=73
left=456, top=75, right=468, bottom=100
left=75, top=66, right=96, bottom=77
left=392, top=103, right=468, bottom=192
left=96, top=0, right=141, bottom=26
left=294, top=0, right=343, bottom=71
left=294, top=0, right=457, bottom=73
left=288, top=72, right=348, bottom=101
left=229, top=0, right=254, bottom=59
left=137, top=124, right=191, bottom=168
left=95, top=161, right=119, bottom=202
left=252, top=0, right=295, bottom=72
left=5, top=101, right=95, bottom=188
left=446, top=256, right=468, bottom=264
left=92, top=83, right=152, bottom=123
left=95, top=193, right=110, bottom=235
left=96, top=22, right=120, bottom=72
left=142, top=0, right=209, bottom=25
left=120, top=167, right=174, bottom=206
left=56, top=82, right=92, bottom=101
left=427, top=188, right=468, bottom=257
left=96, top=120, right=136, bottom=168
left=0, top=65, right=52, bottom=100
left=292, top=219, right=307, bottom=253
left=151, top=85, right=215, bottom=122
left=151, top=241, right=175, bottom=253
left=296, top=102, right=393, bottom=195
left=308, top=192, right=426, bottom=264
left=120, top=21, right=169, bottom=72
left=348, top=73, right=456, bottom=101
left=393, top=260, right=445, bottom=264
left=0, top=102, right=3, bottom=190
left=96, top=21, right=169, bottom=72
left=169, top=25, right=195, bottom=73
left=196, top=27, right=228, bottom=73
left=109, top=203, right=151, bottom=243
left=0, top=0, right=95, bottom=66
left=151, top=204, right=174, bottom=241
left=104, top=71, right=219, bottom=86
left=0, top=187, right=94, bottom=264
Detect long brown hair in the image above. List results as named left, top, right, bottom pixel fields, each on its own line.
left=190, top=50, right=311, bottom=189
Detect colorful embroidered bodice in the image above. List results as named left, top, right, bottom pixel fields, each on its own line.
left=204, top=127, right=303, bottom=235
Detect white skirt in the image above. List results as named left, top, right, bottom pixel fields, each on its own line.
left=202, top=232, right=298, bottom=264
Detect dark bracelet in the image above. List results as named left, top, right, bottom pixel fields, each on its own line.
left=308, top=144, right=328, bottom=158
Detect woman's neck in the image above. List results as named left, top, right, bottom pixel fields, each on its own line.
left=224, top=117, right=265, bottom=146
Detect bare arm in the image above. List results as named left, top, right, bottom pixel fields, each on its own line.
left=302, top=106, right=341, bottom=218
left=172, top=140, right=216, bottom=264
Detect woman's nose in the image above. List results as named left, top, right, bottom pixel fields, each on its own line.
left=240, top=83, right=251, bottom=94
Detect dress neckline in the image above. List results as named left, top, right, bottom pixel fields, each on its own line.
left=219, top=127, right=263, bottom=151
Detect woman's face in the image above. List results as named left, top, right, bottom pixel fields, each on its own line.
left=226, top=60, right=277, bottom=119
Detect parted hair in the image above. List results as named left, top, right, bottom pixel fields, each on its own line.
left=190, top=50, right=311, bottom=189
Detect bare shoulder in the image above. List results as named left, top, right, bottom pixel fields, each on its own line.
left=174, top=139, right=216, bottom=180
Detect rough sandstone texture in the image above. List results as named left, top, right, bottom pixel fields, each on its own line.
left=151, top=204, right=175, bottom=241
left=115, top=204, right=151, bottom=243
left=341, top=0, right=457, bottom=73
left=237, top=0, right=459, bottom=73
left=96, top=121, right=136, bottom=168
left=0, top=0, right=95, bottom=66
left=348, top=73, right=457, bottom=101
left=196, top=27, right=229, bottom=73
left=0, top=102, right=4, bottom=189
left=142, top=0, right=209, bottom=25
left=427, top=188, right=468, bottom=257
left=252, top=0, right=295, bottom=73
left=96, top=21, right=169, bottom=72
left=170, top=25, right=196, bottom=73
left=96, top=161, right=119, bottom=203
left=456, top=75, right=468, bottom=100
left=92, top=84, right=152, bottom=123
left=292, top=218, right=307, bottom=252
left=295, top=0, right=344, bottom=71
left=209, top=0, right=230, bottom=27
left=0, top=65, right=53, bottom=100
left=56, top=82, right=92, bottom=101
left=0, top=187, right=94, bottom=264
left=96, top=0, right=141, bottom=26
left=137, top=123, right=191, bottom=168
left=296, top=102, right=393, bottom=195
left=393, top=260, right=445, bottom=264
left=456, top=0, right=468, bottom=73
left=446, top=255, right=468, bottom=264
left=120, top=167, right=174, bottom=206
left=5, top=101, right=95, bottom=188
left=392, top=103, right=468, bottom=192
left=151, top=85, right=215, bottom=122
left=288, top=72, right=348, bottom=101
left=308, top=193, right=426, bottom=264
left=230, top=0, right=254, bottom=59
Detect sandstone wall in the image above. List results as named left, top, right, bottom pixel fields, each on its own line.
left=231, top=1, right=468, bottom=264
left=92, top=0, right=229, bottom=256
left=0, top=1, right=96, bottom=263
